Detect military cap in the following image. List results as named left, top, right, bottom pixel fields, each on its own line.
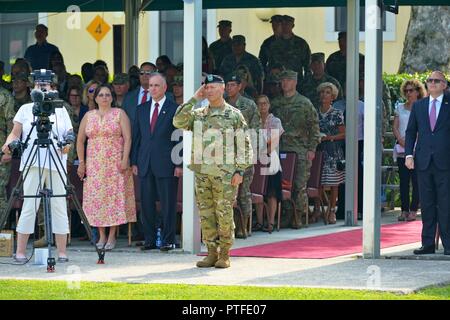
left=338, top=31, right=347, bottom=40
left=204, top=74, right=224, bottom=85
left=270, top=15, right=283, bottom=23
left=112, top=73, right=129, bottom=85
left=12, top=72, right=29, bottom=81
left=282, top=15, right=295, bottom=23
left=172, top=75, right=184, bottom=86
left=279, top=69, right=298, bottom=81
left=311, top=52, right=325, bottom=63
left=232, top=35, right=246, bottom=44
left=225, top=74, right=241, bottom=84
left=217, top=20, right=232, bottom=28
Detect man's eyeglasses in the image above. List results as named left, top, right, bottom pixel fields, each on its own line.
left=404, top=88, right=417, bottom=94
left=88, top=87, right=96, bottom=93
left=426, top=78, right=443, bottom=84
left=97, top=93, right=112, bottom=98
left=140, top=71, right=153, bottom=76
left=69, top=94, right=80, bottom=97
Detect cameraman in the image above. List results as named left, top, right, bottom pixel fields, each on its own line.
left=1, top=75, right=73, bottom=263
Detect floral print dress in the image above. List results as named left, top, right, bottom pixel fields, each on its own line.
left=83, top=108, right=136, bottom=227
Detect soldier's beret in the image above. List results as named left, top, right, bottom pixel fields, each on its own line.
left=270, top=15, right=283, bottom=23
left=279, top=69, right=298, bottom=81
left=217, top=20, right=232, bottom=28
left=282, top=15, right=295, bottom=23
left=232, top=35, right=246, bottom=44
left=225, top=74, right=241, bottom=84
left=311, top=52, right=325, bottom=63
left=112, top=73, right=129, bottom=85
left=204, top=74, right=224, bottom=85
left=12, top=72, right=29, bottom=81
left=172, top=75, right=184, bottom=86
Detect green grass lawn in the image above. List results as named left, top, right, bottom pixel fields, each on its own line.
left=0, top=280, right=449, bottom=300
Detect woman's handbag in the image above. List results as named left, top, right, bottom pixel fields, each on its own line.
left=266, top=150, right=281, bottom=175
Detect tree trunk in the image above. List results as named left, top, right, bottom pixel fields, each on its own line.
left=398, top=6, right=450, bottom=74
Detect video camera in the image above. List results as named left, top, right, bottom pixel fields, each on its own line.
left=30, top=69, right=64, bottom=117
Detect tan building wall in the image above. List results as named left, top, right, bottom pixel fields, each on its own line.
left=47, top=7, right=410, bottom=75
left=216, top=7, right=411, bottom=74
left=47, top=12, right=154, bottom=74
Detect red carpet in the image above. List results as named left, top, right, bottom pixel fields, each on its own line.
left=229, top=221, right=422, bottom=259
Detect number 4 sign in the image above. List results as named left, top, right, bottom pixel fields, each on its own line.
left=87, top=15, right=111, bottom=42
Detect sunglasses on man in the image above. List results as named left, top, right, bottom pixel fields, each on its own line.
left=140, top=71, right=153, bottom=76
left=426, top=78, right=443, bottom=84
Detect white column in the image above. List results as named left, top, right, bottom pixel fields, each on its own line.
left=206, top=9, right=217, bottom=45
left=363, top=0, right=383, bottom=259
left=149, top=11, right=160, bottom=63
left=182, top=0, right=203, bottom=254
left=344, top=0, right=360, bottom=226
left=124, top=0, right=139, bottom=69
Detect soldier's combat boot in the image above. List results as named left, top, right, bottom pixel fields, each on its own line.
left=196, top=246, right=219, bottom=268
left=215, top=246, right=231, bottom=268
left=33, top=225, right=47, bottom=248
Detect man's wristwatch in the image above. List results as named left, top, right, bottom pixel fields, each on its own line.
left=234, top=170, right=244, bottom=177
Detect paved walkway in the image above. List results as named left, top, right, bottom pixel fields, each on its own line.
left=1, top=210, right=450, bottom=294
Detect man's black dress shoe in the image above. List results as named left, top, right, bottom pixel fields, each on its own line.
left=413, top=246, right=435, bottom=255
left=160, top=244, right=176, bottom=252
left=140, top=244, right=158, bottom=251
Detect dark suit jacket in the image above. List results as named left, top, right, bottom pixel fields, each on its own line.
left=122, top=87, right=141, bottom=125
left=405, top=94, right=450, bottom=171
left=123, top=87, right=176, bottom=126
left=131, top=97, right=180, bottom=178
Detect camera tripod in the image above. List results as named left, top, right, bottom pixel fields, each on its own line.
left=0, top=119, right=106, bottom=272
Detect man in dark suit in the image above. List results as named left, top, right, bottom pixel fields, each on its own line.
left=122, top=62, right=156, bottom=125
left=131, top=72, right=182, bottom=252
left=405, top=70, right=450, bottom=255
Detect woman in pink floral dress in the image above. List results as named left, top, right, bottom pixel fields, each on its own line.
left=76, top=84, right=136, bottom=250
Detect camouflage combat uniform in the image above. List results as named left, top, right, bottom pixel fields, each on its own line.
left=271, top=91, right=321, bottom=228
left=300, top=73, right=343, bottom=110
left=219, top=52, right=264, bottom=93
left=0, top=87, right=16, bottom=219
left=173, top=97, right=252, bottom=254
left=225, top=93, right=260, bottom=236
left=267, top=36, right=311, bottom=83
left=209, top=39, right=232, bottom=73
left=325, top=51, right=365, bottom=90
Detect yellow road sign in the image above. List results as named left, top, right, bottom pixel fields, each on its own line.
left=86, top=15, right=111, bottom=42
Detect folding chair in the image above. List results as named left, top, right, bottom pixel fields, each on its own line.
left=306, top=151, right=328, bottom=226
left=277, top=152, right=298, bottom=231
left=248, top=161, right=269, bottom=236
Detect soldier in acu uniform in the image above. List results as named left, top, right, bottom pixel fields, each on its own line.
left=258, top=15, right=283, bottom=75
left=209, top=20, right=233, bottom=73
left=225, top=74, right=260, bottom=238
left=271, top=70, right=321, bottom=228
left=173, top=74, right=252, bottom=268
left=267, top=15, right=311, bottom=84
left=0, top=86, right=16, bottom=223
left=300, top=52, right=343, bottom=110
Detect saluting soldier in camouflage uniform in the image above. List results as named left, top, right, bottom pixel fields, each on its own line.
left=225, top=74, right=260, bottom=238
left=271, top=70, right=321, bottom=228
left=258, top=15, right=283, bottom=75
left=0, top=87, right=16, bottom=221
left=219, top=35, right=264, bottom=94
left=209, top=20, right=233, bottom=73
left=173, top=74, right=252, bottom=268
left=267, top=15, right=311, bottom=84
left=300, top=52, right=343, bottom=110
